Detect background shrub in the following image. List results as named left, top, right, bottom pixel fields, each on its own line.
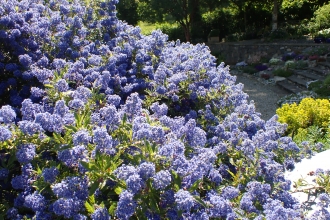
left=308, top=75, right=330, bottom=97
left=309, top=3, right=330, bottom=35
left=241, top=65, right=258, bottom=74
left=277, top=98, right=330, bottom=136
left=0, top=0, right=327, bottom=219
left=155, top=22, right=185, bottom=42
left=273, top=68, right=294, bottom=77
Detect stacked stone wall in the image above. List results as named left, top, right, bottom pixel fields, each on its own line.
left=207, top=42, right=329, bottom=65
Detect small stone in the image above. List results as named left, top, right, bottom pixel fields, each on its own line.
left=273, top=76, right=286, bottom=82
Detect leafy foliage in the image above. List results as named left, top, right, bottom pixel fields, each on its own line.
left=309, top=2, right=330, bottom=34
left=277, top=98, right=330, bottom=136
left=308, top=74, right=330, bottom=97
left=273, top=68, right=294, bottom=77
left=0, top=0, right=328, bottom=219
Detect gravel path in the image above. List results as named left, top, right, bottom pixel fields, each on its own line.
left=233, top=73, right=291, bottom=121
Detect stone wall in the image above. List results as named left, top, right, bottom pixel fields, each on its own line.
left=206, top=41, right=329, bottom=65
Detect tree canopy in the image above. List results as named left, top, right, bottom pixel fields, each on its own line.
left=117, top=0, right=330, bottom=42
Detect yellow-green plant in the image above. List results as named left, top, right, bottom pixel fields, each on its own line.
left=276, top=98, right=330, bottom=136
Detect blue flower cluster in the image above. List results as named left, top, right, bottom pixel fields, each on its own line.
left=0, top=0, right=323, bottom=219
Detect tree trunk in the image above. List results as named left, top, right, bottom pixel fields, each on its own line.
left=182, top=24, right=191, bottom=42
left=272, top=0, right=278, bottom=31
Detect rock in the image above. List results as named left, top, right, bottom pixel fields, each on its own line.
left=273, top=76, right=286, bottom=82
left=284, top=150, right=330, bottom=217
left=308, top=60, right=317, bottom=68
left=236, top=61, right=248, bottom=66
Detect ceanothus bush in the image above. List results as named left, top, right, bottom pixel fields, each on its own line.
left=0, top=0, right=326, bottom=219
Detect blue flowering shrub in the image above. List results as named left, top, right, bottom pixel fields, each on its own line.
left=0, top=0, right=327, bottom=219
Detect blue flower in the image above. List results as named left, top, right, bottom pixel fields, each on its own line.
left=263, top=198, right=300, bottom=220
left=138, top=162, right=155, bottom=181
left=0, top=168, right=9, bottom=180
left=174, top=189, right=195, bottom=212
left=152, top=170, right=171, bottom=190
left=52, top=198, right=84, bottom=218
left=150, top=102, right=168, bottom=117
left=73, top=129, right=91, bottom=146
left=106, top=94, right=121, bottom=107
left=207, top=191, right=233, bottom=218
left=18, top=54, right=32, bottom=68
left=158, top=140, right=185, bottom=158
left=11, top=172, right=30, bottom=190
left=52, top=59, right=67, bottom=69
left=69, top=99, right=85, bottom=110
left=58, top=145, right=87, bottom=168
left=221, top=186, right=239, bottom=200
left=92, top=127, right=115, bottom=155
left=52, top=176, right=88, bottom=201
left=0, top=125, right=12, bottom=141
left=42, top=167, right=59, bottom=184
left=0, top=105, right=16, bottom=124
left=126, top=174, right=144, bottom=194
left=35, top=112, right=63, bottom=133
left=115, top=165, right=137, bottom=181
left=30, top=87, right=45, bottom=99
left=24, top=191, right=47, bottom=212
left=120, top=93, right=142, bottom=120
left=16, top=144, right=36, bottom=164
left=91, top=207, right=110, bottom=220
left=116, top=190, right=137, bottom=220
left=55, top=79, right=69, bottom=92
left=88, top=54, right=102, bottom=66
left=53, top=100, right=69, bottom=117
left=6, top=208, right=18, bottom=219
left=73, top=214, right=87, bottom=220
left=99, top=105, right=120, bottom=128
left=72, top=86, right=92, bottom=103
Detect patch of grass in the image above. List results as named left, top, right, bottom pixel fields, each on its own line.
left=273, top=68, right=294, bottom=77
left=138, top=21, right=157, bottom=35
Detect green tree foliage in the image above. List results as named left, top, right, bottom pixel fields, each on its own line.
left=281, top=0, right=329, bottom=20
left=138, top=0, right=201, bottom=42
left=310, top=2, right=330, bottom=32
left=116, top=0, right=139, bottom=25
left=134, top=0, right=329, bottom=42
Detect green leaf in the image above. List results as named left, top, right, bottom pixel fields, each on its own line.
left=80, top=161, right=92, bottom=171
left=171, top=170, right=181, bottom=191
left=65, top=125, right=78, bottom=132
left=88, top=195, right=95, bottom=205
left=89, top=181, right=101, bottom=196
left=44, top=84, right=54, bottom=89
left=85, top=201, right=95, bottom=214
left=7, top=153, right=17, bottom=169
left=109, top=202, right=117, bottom=216
left=52, top=132, right=63, bottom=144
left=188, top=179, right=202, bottom=192
left=193, top=196, right=208, bottom=208
left=149, top=194, right=160, bottom=213
left=114, top=186, right=123, bottom=195
left=229, top=157, right=235, bottom=166
left=122, top=113, right=127, bottom=124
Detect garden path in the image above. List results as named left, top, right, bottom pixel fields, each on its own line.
left=232, top=71, right=290, bottom=121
